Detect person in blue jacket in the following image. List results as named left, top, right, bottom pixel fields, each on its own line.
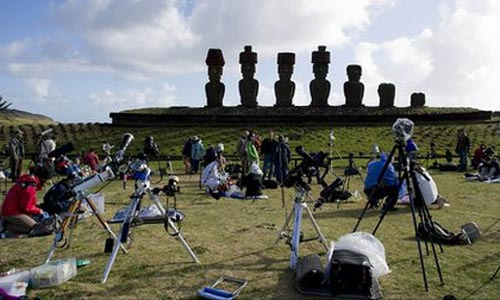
left=364, top=152, right=399, bottom=210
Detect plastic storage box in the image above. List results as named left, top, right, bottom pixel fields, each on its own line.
left=0, top=270, right=30, bottom=298
left=30, top=258, right=77, bottom=288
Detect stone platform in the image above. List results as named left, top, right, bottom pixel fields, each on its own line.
left=110, top=106, right=492, bottom=126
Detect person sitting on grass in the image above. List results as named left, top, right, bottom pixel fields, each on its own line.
left=478, top=155, right=500, bottom=181
left=0, top=166, right=53, bottom=235
left=41, top=173, right=78, bottom=215
left=364, top=153, right=399, bottom=211
left=472, top=144, right=487, bottom=169
left=201, top=155, right=244, bottom=200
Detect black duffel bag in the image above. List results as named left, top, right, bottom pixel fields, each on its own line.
left=329, top=249, right=373, bottom=296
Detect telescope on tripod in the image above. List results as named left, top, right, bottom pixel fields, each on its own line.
left=353, top=118, right=444, bottom=291
left=275, top=146, right=330, bottom=269
left=102, top=160, right=200, bottom=283
left=45, top=167, right=126, bottom=263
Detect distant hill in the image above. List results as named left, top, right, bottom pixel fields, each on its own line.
left=0, top=109, right=54, bottom=125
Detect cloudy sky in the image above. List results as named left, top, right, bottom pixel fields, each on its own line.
left=0, top=0, right=498, bottom=122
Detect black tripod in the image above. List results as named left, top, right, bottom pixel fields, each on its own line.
left=492, top=266, right=500, bottom=280
left=343, top=153, right=364, bottom=191
left=352, top=140, right=444, bottom=291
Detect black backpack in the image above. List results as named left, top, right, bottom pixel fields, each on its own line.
left=329, top=249, right=373, bottom=296
left=417, top=221, right=480, bottom=245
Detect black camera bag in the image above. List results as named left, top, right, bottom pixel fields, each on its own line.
left=329, top=249, right=373, bottom=296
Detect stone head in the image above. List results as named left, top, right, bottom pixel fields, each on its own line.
left=346, top=64, right=362, bottom=81
left=277, top=52, right=295, bottom=81
left=239, top=45, right=257, bottom=79
left=312, top=46, right=330, bottom=79
left=205, top=48, right=225, bottom=82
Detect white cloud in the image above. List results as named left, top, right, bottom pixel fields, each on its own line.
left=0, top=40, right=28, bottom=59
left=90, top=83, right=178, bottom=111
left=44, top=0, right=394, bottom=76
left=24, top=78, right=67, bottom=104
left=353, top=0, right=500, bottom=110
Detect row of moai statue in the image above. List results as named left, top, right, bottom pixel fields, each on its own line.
left=205, top=46, right=427, bottom=108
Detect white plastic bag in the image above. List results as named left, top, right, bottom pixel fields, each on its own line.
left=414, top=167, right=438, bottom=207
left=138, top=205, right=162, bottom=219
left=334, top=232, right=390, bottom=278
left=86, top=193, right=105, bottom=214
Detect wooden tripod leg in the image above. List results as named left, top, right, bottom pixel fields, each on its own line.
left=45, top=200, right=80, bottom=263
left=84, top=196, right=128, bottom=254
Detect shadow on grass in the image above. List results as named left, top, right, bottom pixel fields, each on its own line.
left=83, top=246, right=289, bottom=299
left=314, top=206, right=411, bottom=220
left=462, top=278, right=498, bottom=300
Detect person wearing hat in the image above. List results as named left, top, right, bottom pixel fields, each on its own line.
left=1, top=166, right=51, bottom=234
left=41, top=173, right=78, bottom=215
left=190, top=136, right=205, bottom=174
left=7, top=129, right=25, bottom=182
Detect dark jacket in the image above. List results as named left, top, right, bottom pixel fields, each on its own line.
left=42, top=181, right=74, bottom=215
left=182, top=140, right=192, bottom=157
left=261, top=138, right=276, bottom=155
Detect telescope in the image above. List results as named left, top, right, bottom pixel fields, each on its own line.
left=48, top=142, right=75, bottom=158
left=284, top=146, right=329, bottom=189
left=39, top=128, right=54, bottom=136
left=114, top=133, right=134, bottom=163
left=72, top=167, right=115, bottom=194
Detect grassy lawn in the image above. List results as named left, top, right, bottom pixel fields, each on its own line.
left=1, top=164, right=500, bottom=299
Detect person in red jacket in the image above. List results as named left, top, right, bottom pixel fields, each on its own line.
left=1, top=167, right=49, bottom=234
left=82, top=148, right=100, bottom=171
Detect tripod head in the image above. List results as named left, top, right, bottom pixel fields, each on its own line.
left=284, top=146, right=329, bottom=190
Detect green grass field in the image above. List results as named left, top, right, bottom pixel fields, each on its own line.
left=1, top=120, right=500, bottom=299
left=1, top=165, right=500, bottom=299
left=1, top=121, right=500, bottom=160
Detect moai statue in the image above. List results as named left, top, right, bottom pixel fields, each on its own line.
left=274, top=52, right=296, bottom=107
left=205, top=48, right=225, bottom=108
left=343, top=64, right=364, bottom=107
left=239, top=45, right=259, bottom=108
left=310, top=46, right=331, bottom=107
left=410, top=92, right=426, bottom=107
left=378, top=83, right=396, bottom=108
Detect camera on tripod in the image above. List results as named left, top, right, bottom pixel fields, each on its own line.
left=284, top=146, right=329, bottom=190
left=344, top=152, right=360, bottom=176
left=151, top=175, right=180, bottom=197
left=313, top=177, right=352, bottom=210
left=163, top=175, right=180, bottom=197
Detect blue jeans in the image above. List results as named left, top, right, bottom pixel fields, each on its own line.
left=262, top=154, right=273, bottom=179
left=458, top=150, right=468, bottom=171
left=191, top=159, right=200, bottom=173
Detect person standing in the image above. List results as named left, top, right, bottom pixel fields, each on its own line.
left=190, top=136, right=205, bottom=174
left=246, top=134, right=260, bottom=173
left=455, top=129, right=471, bottom=172
left=261, top=130, right=276, bottom=180
left=7, top=129, right=24, bottom=182
left=236, top=130, right=249, bottom=174
left=38, top=135, right=56, bottom=165
left=272, top=135, right=291, bottom=184
left=181, top=137, right=193, bottom=174
left=102, top=141, right=114, bottom=156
